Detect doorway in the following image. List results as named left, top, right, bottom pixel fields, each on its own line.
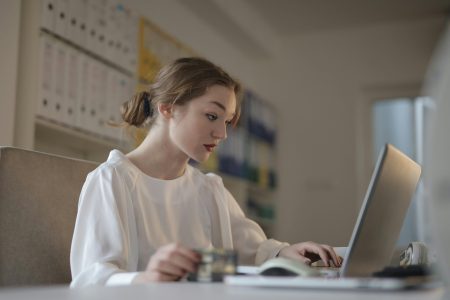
left=372, top=96, right=433, bottom=246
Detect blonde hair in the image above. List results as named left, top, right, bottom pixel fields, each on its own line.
left=121, top=57, right=242, bottom=128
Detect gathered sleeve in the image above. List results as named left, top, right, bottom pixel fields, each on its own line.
left=70, top=166, right=139, bottom=287
left=207, top=174, right=289, bottom=265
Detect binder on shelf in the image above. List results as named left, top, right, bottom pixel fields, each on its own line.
left=124, top=10, right=139, bottom=73
left=246, top=198, right=274, bottom=224
left=122, top=73, right=135, bottom=107
left=117, top=5, right=129, bottom=70
left=266, top=104, right=277, bottom=145
left=268, top=147, right=277, bottom=189
left=112, top=3, right=125, bottom=69
left=244, top=91, right=274, bottom=144
left=40, top=0, right=57, bottom=32
left=54, top=0, right=69, bottom=39
left=36, top=35, right=56, bottom=120
left=217, top=127, right=246, bottom=178
left=261, top=102, right=276, bottom=145
left=105, top=0, right=118, bottom=62
left=217, top=133, right=231, bottom=175
left=106, top=72, right=132, bottom=141
left=67, top=0, right=86, bottom=46
left=249, top=96, right=264, bottom=140
left=247, top=138, right=259, bottom=183
left=86, top=0, right=100, bottom=55
left=52, top=40, right=68, bottom=123
left=83, top=55, right=94, bottom=131
left=75, top=52, right=90, bottom=131
left=78, top=0, right=88, bottom=48
left=116, top=6, right=139, bottom=72
left=95, top=0, right=108, bottom=58
left=104, top=68, right=120, bottom=140
left=96, top=63, right=109, bottom=137
left=236, top=128, right=247, bottom=178
left=112, top=70, right=125, bottom=141
left=85, top=58, right=101, bottom=134
left=65, top=46, right=80, bottom=127
left=119, top=73, right=135, bottom=139
left=66, top=0, right=77, bottom=43
left=258, top=141, right=270, bottom=189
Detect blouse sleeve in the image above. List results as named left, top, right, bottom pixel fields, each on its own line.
left=70, top=166, right=139, bottom=287
left=208, top=174, right=289, bottom=265
left=224, top=187, right=289, bottom=265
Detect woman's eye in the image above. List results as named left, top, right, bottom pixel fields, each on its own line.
left=206, top=113, right=218, bottom=121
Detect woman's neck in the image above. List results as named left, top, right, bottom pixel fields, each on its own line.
left=126, top=129, right=189, bottom=180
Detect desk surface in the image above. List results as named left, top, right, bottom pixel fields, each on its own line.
left=0, top=283, right=446, bottom=300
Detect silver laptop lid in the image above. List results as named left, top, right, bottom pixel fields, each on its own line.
left=340, top=144, right=421, bottom=277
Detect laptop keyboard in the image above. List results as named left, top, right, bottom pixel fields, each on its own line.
left=312, top=266, right=340, bottom=278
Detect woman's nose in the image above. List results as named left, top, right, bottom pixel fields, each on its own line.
left=212, top=123, right=227, bottom=140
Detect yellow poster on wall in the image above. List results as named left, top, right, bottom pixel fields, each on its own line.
left=138, top=18, right=194, bottom=85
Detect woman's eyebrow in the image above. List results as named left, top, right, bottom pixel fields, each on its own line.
left=210, top=101, right=236, bottom=116
left=210, top=101, right=226, bottom=111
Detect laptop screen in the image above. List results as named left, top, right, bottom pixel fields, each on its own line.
left=340, top=144, right=421, bottom=277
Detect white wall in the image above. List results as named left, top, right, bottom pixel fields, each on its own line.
left=255, top=17, right=445, bottom=245
left=0, top=0, right=21, bottom=146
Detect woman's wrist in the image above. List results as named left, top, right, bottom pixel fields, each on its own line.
left=131, top=272, right=148, bottom=284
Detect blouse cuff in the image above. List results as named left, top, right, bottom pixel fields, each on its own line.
left=106, top=272, right=139, bottom=286
left=255, top=239, right=290, bottom=265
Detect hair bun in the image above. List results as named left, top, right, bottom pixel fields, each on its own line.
left=142, top=92, right=154, bottom=117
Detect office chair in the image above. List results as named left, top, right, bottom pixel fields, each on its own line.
left=0, top=147, right=97, bottom=286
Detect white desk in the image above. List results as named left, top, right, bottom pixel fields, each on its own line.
left=0, top=283, right=445, bottom=300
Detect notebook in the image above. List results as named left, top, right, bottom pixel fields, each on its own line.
left=226, top=144, right=423, bottom=290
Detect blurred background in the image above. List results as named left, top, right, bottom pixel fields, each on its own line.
left=1, top=0, right=449, bottom=248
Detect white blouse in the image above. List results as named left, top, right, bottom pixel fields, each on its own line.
left=70, top=150, right=288, bottom=287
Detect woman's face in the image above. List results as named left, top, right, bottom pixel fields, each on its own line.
left=168, top=84, right=237, bottom=163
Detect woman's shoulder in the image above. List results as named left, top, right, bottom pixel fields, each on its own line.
left=87, top=150, right=137, bottom=183
left=188, top=166, right=224, bottom=189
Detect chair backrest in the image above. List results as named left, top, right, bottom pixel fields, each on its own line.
left=0, top=147, right=98, bottom=286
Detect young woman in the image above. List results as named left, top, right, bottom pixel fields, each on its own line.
left=70, top=57, right=341, bottom=287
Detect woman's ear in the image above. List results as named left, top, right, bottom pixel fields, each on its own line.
left=158, top=103, right=173, bottom=119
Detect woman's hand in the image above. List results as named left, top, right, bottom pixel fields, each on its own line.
left=133, top=243, right=200, bottom=283
left=278, top=241, right=342, bottom=267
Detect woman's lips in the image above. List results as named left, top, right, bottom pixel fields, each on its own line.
left=204, top=144, right=216, bottom=152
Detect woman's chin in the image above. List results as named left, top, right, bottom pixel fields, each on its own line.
left=195, top=153, right=211, bottom=164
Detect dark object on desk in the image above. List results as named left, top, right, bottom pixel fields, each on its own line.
left=373, top=265, right=431, bottom=278
left=187, top=248, right=237, bottom=282
left=260, top=267, right=298, bottom=277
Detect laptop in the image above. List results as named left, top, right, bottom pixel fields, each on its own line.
left=225, top=144, right=423, bottom=290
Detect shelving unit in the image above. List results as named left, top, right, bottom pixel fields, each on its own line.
left=34, top=117, right=130, bottom=161
left=15, top=0, right=139, bottom=161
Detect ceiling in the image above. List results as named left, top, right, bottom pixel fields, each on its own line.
left=245, top=0, right=450, bottom=35
left=176, top=0, right=450, bottom=59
